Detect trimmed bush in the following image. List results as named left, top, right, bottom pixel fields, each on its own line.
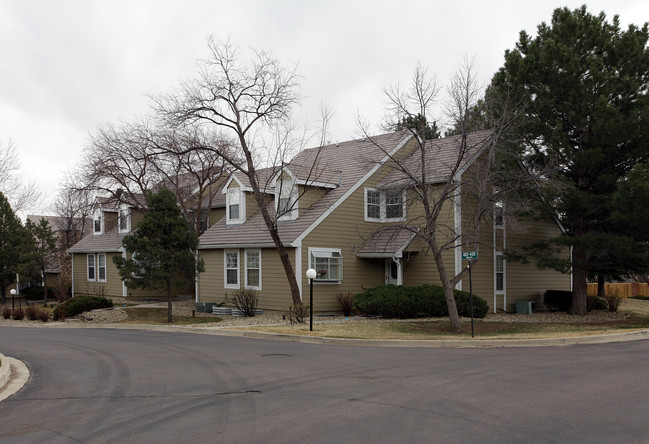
left=353, top=284, right=488, bottom=319
left=2, top=307, right=11, bottom=319
left=25, top=305, right=38, bottom=321
left=544, top=290, right=573, bottom=312
left=53, top=296, right=113, bottom=321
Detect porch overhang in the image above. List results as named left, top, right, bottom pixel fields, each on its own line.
left=356, top=227, right=417, bottom=259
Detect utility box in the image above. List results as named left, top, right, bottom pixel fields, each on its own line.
left=195, top=302, right=217, bottom=313
left=516, top=301, right=534, bottom=314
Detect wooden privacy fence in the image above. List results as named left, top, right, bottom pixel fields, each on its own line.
left=587, top=283, right=649, bottom=298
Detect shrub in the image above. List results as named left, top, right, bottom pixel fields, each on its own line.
left=2, top=307, right=11, bottom=319
left=353, top=284, right=488, bottom=319
left=287, top=303, right=310, bottom=324
left=38, top=310, right=50, bottom=322
left=25, top=305, right=38, bottom=321
left=587, top=296, right=607, bottom=311
left=631, top=295, right=649, bottom=301
left=53, top=296, right=113, bottom=321
left=606, top=290, right=623, bottom=313
left=337, top=291, right=354, bottom=317
left=544, top=290, right=573, bottom=312
left=12, top=308, right=24, bottom=321
left=230, top=289, right=259, bottom=317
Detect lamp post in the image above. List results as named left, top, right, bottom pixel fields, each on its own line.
left=306, top=268, right=316, bottom=331
left=10, top=288, right=16, bottom=312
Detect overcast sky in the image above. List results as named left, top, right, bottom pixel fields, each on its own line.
left=2, top=0, right=648, bottom=215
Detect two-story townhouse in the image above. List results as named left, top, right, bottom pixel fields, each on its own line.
left=196, top=130, right=570, bottom=313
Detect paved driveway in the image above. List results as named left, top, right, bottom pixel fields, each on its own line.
left=1, top=326, right=648, bottom=443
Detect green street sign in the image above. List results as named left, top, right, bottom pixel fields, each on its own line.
left=462, top=251, right=478, bottom=260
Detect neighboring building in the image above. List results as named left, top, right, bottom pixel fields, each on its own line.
left=196, top=130, right=571, bottom=313
left=25, top=214, right=91, bottom=288
left=67, top=170, right=226, bottom=300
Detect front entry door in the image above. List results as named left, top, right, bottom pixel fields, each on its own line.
left=385, top=259, right=401, bottom=285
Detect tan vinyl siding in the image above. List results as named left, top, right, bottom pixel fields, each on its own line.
left=131, top=210, right=145, bottom=228
left=297, top=185, right=327, bottom=216
left=209, top=208, right=225, bottom=225
left=198, top=248, right=294, bottom=311
left=505, top=218, right=571, bottom=310
left=73, top=252, right=124, bottom=298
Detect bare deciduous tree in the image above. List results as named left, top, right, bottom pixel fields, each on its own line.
left=77, top=119, right=229, bottom=235
left=360, top=60, right=522, bottom=332
left=0, top=139, right=42, bottom=213
left=155, top=38, right=330, bottom=306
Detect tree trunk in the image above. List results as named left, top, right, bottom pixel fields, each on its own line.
left=431, top=241, right=462, bottom=332
left=597, top=274, right=606, bottom=298
left=167, top=282, right=173, bottom=323
left=43, top=272, right=49, bottom=307
left=571, top=247, right=588, bottom=315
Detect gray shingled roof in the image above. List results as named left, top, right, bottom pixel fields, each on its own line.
left=356, top=226, right=418, bottom=258
left=377, top=129, right=495, bottom=188
left=66, top=226, right=126, bottom=253
left=198, top=131, right=411, bottom=247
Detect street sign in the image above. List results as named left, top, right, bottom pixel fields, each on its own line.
left=462, top=251, right=478, bottom=260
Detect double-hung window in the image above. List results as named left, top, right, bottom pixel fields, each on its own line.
left=245, top=250, right=262, bottom=290
left=224, top=250, right=240, bottom=289
left=87, top=254, right=96, bottom=281
left=495, top=252, right=505, bottom=292
left=93, top=210, right=103, bottom=235
left=98, top=253, right=107, bottom=282
left=227, top=188, right=245, bottom=224
left=118, top=206, right=130, bottom=233
left=277, top=179, right=298, bottom=220
left=364, top=188, right=405, bottom=222
left=309, top=248, right=342, bottom=282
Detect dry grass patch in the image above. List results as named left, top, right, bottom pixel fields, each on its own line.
left=236, top=314, right=649, bottom=340
left=121, top=307, right=222, bottom=325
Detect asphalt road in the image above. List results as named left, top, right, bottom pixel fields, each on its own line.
left=0, top=327, right=648, bottom=443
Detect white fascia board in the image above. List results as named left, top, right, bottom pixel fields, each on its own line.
left=455, top=132, right=496, bottom=178
left=295, top=179, right=337, bottom=189
left=198, top=242, right=277, bottom=250
left=222, top=174, right=246, bottom=193
left=293, top=134, right=414, bottom=244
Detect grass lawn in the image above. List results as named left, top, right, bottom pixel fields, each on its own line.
left=235, top=298, right=649, bottom=340
left=120, top=307, right=222, bottom=325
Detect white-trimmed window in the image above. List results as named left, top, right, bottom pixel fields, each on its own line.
left=93, top=209, right=103, bottom=235
left=227, top=188, right=245, bottom=224
left=364, top=188, right=406, bottom=222
left=245, top=250, right=262, bottom=290
left=98, top=253, right=107, bottom=282
left=494, top=199, right=504, bottom=227
left=495, top=252, right=505, bottom=292
left=87, top=254, right=96, bottom=281
left=118, top=205, right=131, bottom=233
left=309, top=248, right=342, bottom=282
left=224, top=249, right=240, bottom=289
left=277, top=179, right=298, bottom=220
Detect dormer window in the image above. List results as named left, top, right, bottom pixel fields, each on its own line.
left=277, top=179, right=298, bottom=221
left=226, top=187, right=245, bottom=224
left=118, top=205, right=131, bottom=233
left=93, top=208, right=104, bottom=235
left=364, top=188, right=406, bottom=222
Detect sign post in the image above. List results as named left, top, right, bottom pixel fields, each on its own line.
left=462, top=251, right=478, bottom=338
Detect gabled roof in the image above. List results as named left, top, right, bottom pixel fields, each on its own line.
left=66, top=226, right=126, bottom=254
left=198, top=131, right=412, bottom=247
left=377, top=129, right=495, bottom=188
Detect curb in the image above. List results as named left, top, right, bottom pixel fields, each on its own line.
left=0, top=353, right=10, bottom=389
left=4, top=322, right=649, bottom=348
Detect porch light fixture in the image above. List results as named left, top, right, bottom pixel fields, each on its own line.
left=306, top=268, right=317, bottom=331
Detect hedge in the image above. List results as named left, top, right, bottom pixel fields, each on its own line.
left=354, top=284, right=488, bottom=319
left=53, top=296, right=113, bottom=321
